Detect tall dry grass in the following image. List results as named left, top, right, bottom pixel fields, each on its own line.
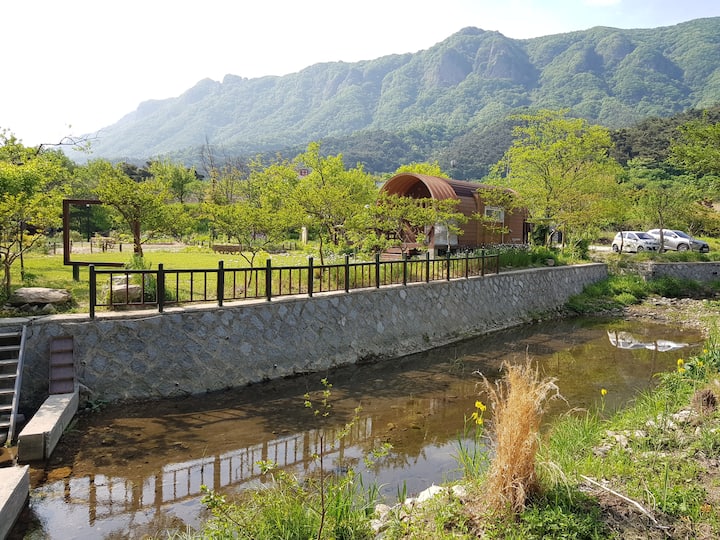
left=479, top=359, right=561, bottom=516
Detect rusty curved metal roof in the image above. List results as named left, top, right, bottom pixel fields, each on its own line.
left=381, top=173, right=494, bottom=200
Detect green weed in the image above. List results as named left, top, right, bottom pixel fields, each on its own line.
left=454, top=400, right=489, bottom=480
left=195, top=378, right=377, bottom=540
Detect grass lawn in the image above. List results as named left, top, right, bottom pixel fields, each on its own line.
left=11, top=246, right=317, bottom=315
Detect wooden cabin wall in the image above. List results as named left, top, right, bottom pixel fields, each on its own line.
left=456, top=195, right=479, bottom=247
left=470, top=197, right=527, bottom=246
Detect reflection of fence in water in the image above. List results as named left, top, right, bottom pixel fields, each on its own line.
left=55, top=417, right=373, bottom=524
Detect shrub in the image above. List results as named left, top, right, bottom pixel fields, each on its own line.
left=647, top=276, right=703, bottom=298
left=474, top=360, right=561, bottom=516
left=567, top=275, right=648, bottom=313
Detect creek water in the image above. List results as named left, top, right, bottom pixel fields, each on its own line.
left=11, top=316, right=704, bottom=539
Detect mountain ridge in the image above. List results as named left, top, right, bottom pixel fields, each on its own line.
left=80, top=17, right=720, bottom=164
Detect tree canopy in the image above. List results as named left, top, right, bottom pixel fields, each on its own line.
left=491, top=110, right=623, bottom=247
left=92, top=160, right=172, bottom=257
left=0, top=132, right=70, bottom=295
left=292, top=142, right=377, bottom=263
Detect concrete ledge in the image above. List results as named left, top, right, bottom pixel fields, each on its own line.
left=17, top=391, right=78, bottom=462
left=0, top=465, right=29, bottom=540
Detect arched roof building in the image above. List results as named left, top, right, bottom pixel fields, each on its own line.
left=381, top=173, right=527, bottom=253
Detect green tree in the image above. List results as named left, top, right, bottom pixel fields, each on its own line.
left=162, top=203, right=198, bottom=242
left=492, top=110, right=622, bottom=248
left=393, top=161, right=448, bottom=178
left=350, top=193, right=436, bottom=255
left=349, top=193, right=466, bottom=256
left=623, top=158, right=712, bottom=243
left=148, top=159, right=202, bottom=203
left=200, top=142, right=250, bottom=206
left=205, top=159, right=299, bottom=267
left=292, top=142, right=377, bottom=264
left=0, top=131, right=68, bottom=295
left=669, top=117, right=720, bottom=176
left=91, top=160, right=170, bottom=257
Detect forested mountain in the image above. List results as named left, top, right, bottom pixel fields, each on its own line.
left=77, top=17, right=720, bottom=176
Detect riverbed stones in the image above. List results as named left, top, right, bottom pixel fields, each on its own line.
left=370, top=484, right=468, bottom=534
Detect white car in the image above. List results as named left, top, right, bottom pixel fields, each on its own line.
left=646, top=229, right=710, bottom=252
left=611, top=231, right=660, bottom=253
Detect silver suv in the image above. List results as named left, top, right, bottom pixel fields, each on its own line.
left=646, top=229, right=710, bottom=252
left=611, top=231, right=660, bottom=253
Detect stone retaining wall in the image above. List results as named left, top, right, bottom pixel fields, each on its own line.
left=636, top=261, right=720, bottom=283
left=11, top=263, right=606, bottom=409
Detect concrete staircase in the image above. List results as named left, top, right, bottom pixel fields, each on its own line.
left=0, top=326, right=24, bottom=446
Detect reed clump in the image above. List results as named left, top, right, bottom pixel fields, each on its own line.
left=478, top=359, right=561, bottom=516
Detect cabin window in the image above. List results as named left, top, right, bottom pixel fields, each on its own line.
left=484, top=206, right=504, bottom=222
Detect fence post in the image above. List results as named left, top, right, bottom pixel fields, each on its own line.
left=265, top=259, right=272, bottom=301
left=402, top=254, right=408, bottom=286
left=344, top=254, right=350, bottom=293
left=217, top=260, right=224, bottom=307
left=375, top=253, right=381, bottom=288
left=157, top=263, right=165, bottom=313
left=89, top=265, right=96, bottom=319
left=425, top=251, right=430, bottom=283
left=308, top=257, right=314, bottom=298
left=481, top=249, right=485, bottom=276
left=465, top=251, right=470, bottom=279
left=446, top=251, right=451, bottom=281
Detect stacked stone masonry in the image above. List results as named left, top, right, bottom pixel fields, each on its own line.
left=636, top=261, right=720, bottom=283
left=12, top=264, right=607, bottom=409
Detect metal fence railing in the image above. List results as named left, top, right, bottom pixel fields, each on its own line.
left=88, top=251, right=499, bottom=319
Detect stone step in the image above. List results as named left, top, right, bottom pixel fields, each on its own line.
left=0, top=466, right=30, bottom=540
left=18, top=392, right=79, bottom=462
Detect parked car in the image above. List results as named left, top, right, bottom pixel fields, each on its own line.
left=646, top=229, right=710, bottom=252
left=611, top=231, right=660, bottom=253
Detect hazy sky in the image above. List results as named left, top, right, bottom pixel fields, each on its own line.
left=3, top=0, right=719, bottom=146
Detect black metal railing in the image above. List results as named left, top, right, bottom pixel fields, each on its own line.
left=88, top=251, right=499, bottom=318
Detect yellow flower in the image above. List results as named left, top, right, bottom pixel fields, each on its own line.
left=697, top=361, right=704, bottom=368
left=677, top=358, right=684, bottom=367
left=678, top=366, right=686, bottom=374
left=470, top=411, right=483, bottom=425
left=470, top=400, right=486, bottom=425
left=600, top=388, right=608, bottom=397
left=703, top=349, right=708, bottom=354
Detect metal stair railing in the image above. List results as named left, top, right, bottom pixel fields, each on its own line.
left=7, top=325, right=26, bottom=445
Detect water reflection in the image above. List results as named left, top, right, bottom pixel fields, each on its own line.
left=14, top=317, right=703, bottom=539
left=607, top=329, right=689, bottom=351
